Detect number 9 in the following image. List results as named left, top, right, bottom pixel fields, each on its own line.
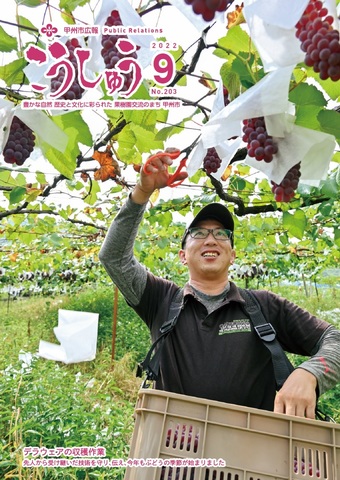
left=152, top=52, right=175, bottom=86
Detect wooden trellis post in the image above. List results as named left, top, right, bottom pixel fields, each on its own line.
left=111, top=285, right=119, bottom=366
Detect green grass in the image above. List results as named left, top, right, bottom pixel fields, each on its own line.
left=1, top=283, right=339, bottom=479
left=0, top=290, right=145, bottom=480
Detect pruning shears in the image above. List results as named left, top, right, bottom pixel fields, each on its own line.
left=143, top=136, right=200, bottom=188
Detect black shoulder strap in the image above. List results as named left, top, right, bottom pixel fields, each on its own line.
left=138, top=287, right=294, bottom=389
left=136, top=288, right=184, bottom=386
left=240, top=288, right=335, bottom=421
left=239, top=288, right=294, bottom=389
left=137, top=286, right=334, bottom=421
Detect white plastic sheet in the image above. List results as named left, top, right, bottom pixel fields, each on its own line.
left=38, top=309, right=99, bottom=364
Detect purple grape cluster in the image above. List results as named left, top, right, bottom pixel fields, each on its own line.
left=184, top=0, right=233, bottom=22
left=295, top=0, right=340, bottom=81
left=2, top=116, right=35, bottom=166
left=242, top=117, right=278, bottom=163
left=165, top=424, right=199, bottom=452
left=293, top=456, right=321, bottom=477
left=203, top=147, right=222, bottom=174
left=271, top=163, right=301, bottom=202
left=101, top=10, right=137, bottom=93
left=50, top=38, right=85, bottom=100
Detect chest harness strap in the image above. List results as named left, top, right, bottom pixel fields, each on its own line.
left=136, top=286, right=334, bottom=421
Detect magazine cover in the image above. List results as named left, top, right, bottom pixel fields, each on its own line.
left=0, top=0, right=340, bottom=479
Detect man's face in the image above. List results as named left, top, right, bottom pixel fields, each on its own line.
left=179, top=219, right=236, bottom=281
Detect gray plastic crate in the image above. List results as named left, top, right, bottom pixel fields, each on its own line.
left=124, top=389, right=340, bottom=480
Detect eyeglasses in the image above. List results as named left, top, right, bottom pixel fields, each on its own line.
left=187, top=227, right=233, bottom=242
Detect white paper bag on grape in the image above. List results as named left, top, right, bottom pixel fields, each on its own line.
left=201, top=66, right=335, bottom=185
left=201, top=66, right=294, bottom=145
left=245, top=114, right=336, bottom=186
left=243, top=0, right=339, bottom=72
left=186, top=80, right=242, bottom=179
left=0, top=99, right=68, bottom=154
left=38, top=309, right=99, bottom=364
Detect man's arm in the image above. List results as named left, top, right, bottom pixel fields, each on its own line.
left=298, top=326, right=340, bottom=395
left=99, top=151, right=188, bottom=306
left=99, top=197, right=148, bottom=306
left=274, top=326, right=340, bottom=418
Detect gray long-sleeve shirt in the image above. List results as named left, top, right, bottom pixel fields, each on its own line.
left=99, top=196, right=340, bottom=398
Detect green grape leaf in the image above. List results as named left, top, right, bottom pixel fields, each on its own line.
left=154, top=112, right=194, bottom=141
left=283, top=209, right=307, bottom=240
left=170, top=45, right=187, bottom=87
left=318, top=110, right=340, bottom=142
left=117, top=126, right=142, bottom=164
left=124, top=109, right=158, bottom=132
left=60, top=0, right=89, bottom=9
left=52, top=111, right=93, bottom=147
left=231, top=54, right=258, bottom=89
left=220, top=62, right=240, bottom=101
left=61, top=10, right=76, bottom=25
left=38, top=120, right=81, bottom=179
left=130, top=124, right=164, bottom=153
left=83, top=179, right=100, bottom=206
left=15, top=0, right=42, bottom=6
left=9, top=186, right=26, bottom=204
left=17, top=16, right=38, bottom=35
left=305, top=68, right=340, bottom=100
left=0, top=58, right=28, bottom=86
left=0, top=26, right=18, bottom=52
left=320, top=176, right=339, bottom=198
left=289, top=83, right=327, bottom=107
left=216, top=26, right=253, bottom=57
left=294, top=105, right=323, bottom=130
left=155, top=122, right=184, bottom=141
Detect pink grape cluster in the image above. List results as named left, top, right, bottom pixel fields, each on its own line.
left=242, top=117, right=278, bottom=163
left=160, top=424, right=199, bottom=479
left=101, top=10, right=137, bottom=93
left=160, top=466, right=193, bottom=480
left=2, top=116, right=35, bottom=166
left=50, top=39, right=85, bottom=100
left=165, top=424, right=199, bottom=452
left=295, top=0, right=340, bottom=81
left=271, top=163, right=301, bottom=202
left=293, top=457, right=321, bottom=477
left=184, top=0, right=233, bottom=22
left=203, top=147, right=222, bottom=174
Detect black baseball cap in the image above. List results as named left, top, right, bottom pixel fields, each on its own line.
left=181, top=203, right=234, bottom=248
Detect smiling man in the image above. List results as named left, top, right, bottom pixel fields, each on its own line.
left=179, top=207, right=236, bottom=293
left=99, top=151, right=340, bottom=419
